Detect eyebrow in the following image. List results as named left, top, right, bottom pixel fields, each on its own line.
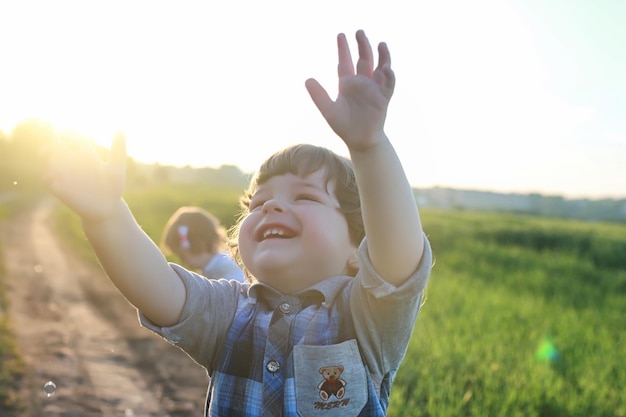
left=253, top=177, right=332, bottom=198
left=295, top=181, right=328, bottom=192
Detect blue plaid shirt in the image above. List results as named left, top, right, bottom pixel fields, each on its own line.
left=140, top=236, right=432, bottom=416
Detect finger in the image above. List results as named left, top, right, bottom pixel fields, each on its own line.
left=376, top=42, right=391, bottom=73
left=373, top=64, right=396, bottom=96
left=355, top=29, right=374, bottom=76
left=373, top=42, right=395, bottom=95
left=43, top=139, right=77, bottom=197
left=110, top=132, right=127, bottom=166
left=336, top=33, right=354, bottom=78
left=305, top=78, right=333, bottom=118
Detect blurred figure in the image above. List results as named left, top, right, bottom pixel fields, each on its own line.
left=160, top=206, right=245, bottom=282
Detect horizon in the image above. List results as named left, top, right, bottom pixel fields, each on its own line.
left=129, top=157, right=625, bottom=202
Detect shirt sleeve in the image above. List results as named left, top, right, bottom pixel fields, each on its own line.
left=138, top=263, right=241, bottom=369
left=351, top=234, right=433, bottom=381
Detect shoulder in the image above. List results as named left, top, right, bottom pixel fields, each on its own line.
left=355, top=235, right=432, bottom=298
left=202, top=253, right=245, bottom=282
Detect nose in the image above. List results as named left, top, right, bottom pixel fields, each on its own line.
left=262, top=198, right=285, bottom=214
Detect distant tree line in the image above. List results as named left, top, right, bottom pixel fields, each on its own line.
left=415, top=187, right=626, bottom=224
left=1, top=118, right=54, bottom=192
left=0, top=118, right=247, bottom=195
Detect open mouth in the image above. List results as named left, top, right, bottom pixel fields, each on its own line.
left=258, top=226, right=296, bottom=241
left=263, top=228, right=286, bottom=239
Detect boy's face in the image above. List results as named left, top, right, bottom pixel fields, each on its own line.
left=239, top=169, right=358, bottom=294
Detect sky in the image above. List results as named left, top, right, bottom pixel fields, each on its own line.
left=1, top=0, right=625, bottom=200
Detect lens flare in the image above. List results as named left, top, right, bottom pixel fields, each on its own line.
left=535, top=337, right=559, bottom=362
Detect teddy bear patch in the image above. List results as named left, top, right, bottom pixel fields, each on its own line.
left=317, top=365, right=347, bottom=401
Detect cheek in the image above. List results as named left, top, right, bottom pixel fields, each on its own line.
left=237, top=216, right=256, bottom=256
left=307, top=214, right=353, bottom=252
left=323, top=213, right=351, bottom=241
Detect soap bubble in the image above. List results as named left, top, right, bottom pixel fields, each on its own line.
left=43, top=381, right=56, bottom=397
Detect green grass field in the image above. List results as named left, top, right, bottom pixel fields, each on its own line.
left=389, top=210, right=625, bottom=416
left=4, top=185, right=625, bottom=416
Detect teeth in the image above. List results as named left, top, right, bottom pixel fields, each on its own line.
left=263, top=228, right=285, bottom=238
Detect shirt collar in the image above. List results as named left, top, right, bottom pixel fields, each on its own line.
left=246, top=275, right=352, bottom=308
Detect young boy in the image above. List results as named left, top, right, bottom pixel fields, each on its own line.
left=44, top=29, right=432, bottom=416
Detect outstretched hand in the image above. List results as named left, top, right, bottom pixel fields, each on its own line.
left=305, top=29, right=395, bottom=151
left=44, top=133, right=127, bottom=222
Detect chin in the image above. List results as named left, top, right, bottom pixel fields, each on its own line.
left=251, top=264, right=289, bottom=282
left=254, top=274, right=291, bottom=292
left=248, top=251, right=295, bottom=272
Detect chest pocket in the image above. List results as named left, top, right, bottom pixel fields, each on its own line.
left=293, top=339, right=367, bottom=417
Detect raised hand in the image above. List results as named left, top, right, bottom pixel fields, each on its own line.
left=305, top=29, right=396, bottom=151
left=43, top=133, right=127, bottom=222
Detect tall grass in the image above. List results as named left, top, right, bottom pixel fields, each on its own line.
left=50, top=187, right=626, bottom=416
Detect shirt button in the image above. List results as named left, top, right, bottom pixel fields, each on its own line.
left=279, top=302, right=291, bottom=314
left=266, top=360, right=280, bottom=374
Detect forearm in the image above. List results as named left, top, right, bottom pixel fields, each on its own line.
left=349, top=135, right=425, bottom=285
left=82, top=199, right=186, bottom=326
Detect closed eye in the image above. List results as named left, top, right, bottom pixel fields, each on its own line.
left=295, top=194, right=320, bottom=203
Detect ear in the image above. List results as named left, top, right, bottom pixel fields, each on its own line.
left=346, top=249, right=359, bottom=275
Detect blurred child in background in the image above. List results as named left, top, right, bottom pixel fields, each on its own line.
left=160, top=206, right=245, bottom=282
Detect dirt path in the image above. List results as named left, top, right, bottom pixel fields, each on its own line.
left=2, top=197, right=209, bottom=417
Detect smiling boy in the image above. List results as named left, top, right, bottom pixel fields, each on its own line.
left=44, top=30, right=432, bottom=416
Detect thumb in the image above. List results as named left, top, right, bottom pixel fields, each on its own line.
left=305, top=78, right=333, bottom=118
left=109, top=132, right=128, bottom=190
left=110, top=132, right=127, bottom=167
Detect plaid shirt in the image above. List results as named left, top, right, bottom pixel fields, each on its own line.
left=140, top=237, right=432, bottom=416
